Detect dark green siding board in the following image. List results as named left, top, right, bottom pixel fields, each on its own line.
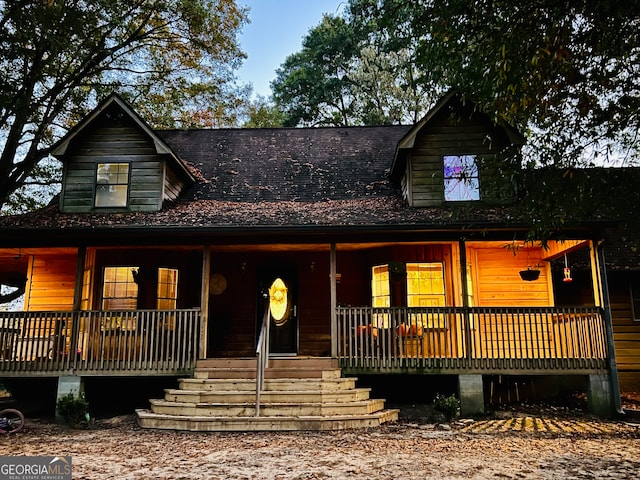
left=163, top=164, right=186, bottom=203
left=405, top=114, right=508, bottom=207
left=70, top=154, right=161, bottom=163
left=60, top=121, right=166, bottom=213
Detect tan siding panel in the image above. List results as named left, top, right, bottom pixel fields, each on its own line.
left=26, top=254, right=77, bottom=311
left=473, top=247, right=552, bottom=306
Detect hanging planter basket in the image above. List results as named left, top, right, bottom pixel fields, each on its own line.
left=519, top=268, right=541, bottom=281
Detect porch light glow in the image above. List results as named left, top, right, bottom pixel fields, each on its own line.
left=269, top=278, right=288, bottom=325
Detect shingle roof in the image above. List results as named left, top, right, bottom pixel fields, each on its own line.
left=0, top=125, right=629, bottom=249
left=157, top=125, right=411, bottom=202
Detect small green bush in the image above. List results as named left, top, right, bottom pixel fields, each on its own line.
left=433, top=393, right=460, bottom=421
left=56, top=392, right=89, bottom=427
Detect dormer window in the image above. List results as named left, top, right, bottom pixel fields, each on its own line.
left=95, top=163, right=130, bottom=207
left=443, top=155, right=479, bottom=201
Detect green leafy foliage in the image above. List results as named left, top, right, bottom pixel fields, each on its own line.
left=56, top=392, right=90, bottom=428
left=271, top=0, right=640, bottom=241
left=0, top=0, right=249, bottom=212
left=272, top=0, right=639, bottom=164
left=433, top=393, right=460, bottom=422
left=408, top=0, right=640, bottom=169
left=243, top=97, right=286, bottom=128
left=271, top=10, right=438, bottom=126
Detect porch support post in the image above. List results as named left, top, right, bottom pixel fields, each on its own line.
left=72, top=246, right=86, bottom=311
left=199, top=245, right=211, bottom=360
left=458, top=374, right=484, bottom=416
left=588, top=373, right=615, bottom=418
left=69, top=246, right=86, bottom=361
left=594, top=241, right=623, bottom=416
left=330, top=243, right=337, bottom=358
left=459, top=239, right=472, bottom=360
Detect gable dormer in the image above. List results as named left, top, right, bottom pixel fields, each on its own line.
left=391, top=91, right=525, bottom=207
left=53, top=94, right=194, bottom=213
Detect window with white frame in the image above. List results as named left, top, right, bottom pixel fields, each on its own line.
left=443, top=155, right=480, bottom=201
left=95, top=162, right=130, bottom=207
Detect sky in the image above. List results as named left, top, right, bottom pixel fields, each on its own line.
left=236, top=0, right=345, bottom=98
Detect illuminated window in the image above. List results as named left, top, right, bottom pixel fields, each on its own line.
left=407, top=263, right=446, bottom=328
left=102, top=266, right=138, bottom=310
left=371, top=265, right=390, bottom=327
left=80, top=268, right=91, bottom=310
left=95, top=163, right=130, bottom=207
left=466, top=263, right=475, bottom=307
left=157, top=268, right=179, bottom=310
left=443, top=155, right=479, bottom=201
left=372, top=265, right=390, bottom=308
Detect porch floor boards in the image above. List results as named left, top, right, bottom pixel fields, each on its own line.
left=135, top=357, right=398, bottom=432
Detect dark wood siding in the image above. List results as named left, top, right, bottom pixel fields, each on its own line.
left=608, top=271, right=640, bottom=391
left=58, top=108, right=189, bottom=213
left=407, top=118, right=506, bottom=207
left=164, top=163, right=187, bottom=203
left=60, top=122, right=164, bottom=213
left=207, top=250, right=332, bottom=358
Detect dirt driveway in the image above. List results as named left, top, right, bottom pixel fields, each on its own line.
left=1, top=414, right=639, bottom=479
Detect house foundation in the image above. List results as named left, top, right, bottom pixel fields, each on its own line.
left=587, top=374, right=616, bottom=418
left=458, top=374, right=485, bottom=416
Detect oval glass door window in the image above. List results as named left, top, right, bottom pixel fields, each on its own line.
left=269, top=277, right=289, bottom=326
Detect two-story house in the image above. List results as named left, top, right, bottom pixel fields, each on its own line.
left=0, top=91, right=632, bottom=430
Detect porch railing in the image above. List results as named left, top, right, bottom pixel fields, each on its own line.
left=255, top=303, right=271, bottom=417
left=0, top=309, right=201, bottom=376
left=338, top=306, right=608, bottom=373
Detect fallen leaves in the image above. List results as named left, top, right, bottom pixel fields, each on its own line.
left=1, top=416, right=639, bottom=479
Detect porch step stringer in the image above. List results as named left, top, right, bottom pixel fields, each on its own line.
left=136, top=357, right=399, bottom=432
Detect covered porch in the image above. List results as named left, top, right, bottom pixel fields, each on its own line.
left=0, top=235, right=620, bottom=417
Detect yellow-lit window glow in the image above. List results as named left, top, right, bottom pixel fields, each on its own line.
left=102, top=266, right=138, bottom=310
left=371, top=265, right=390, bottom=307
left=407, top=262, right=446, bottom=328
left=81, top=268, right=91, bottom=310
left=157, top=268, right=179, bottom=310
left=371, top=265, right=390, bottom=327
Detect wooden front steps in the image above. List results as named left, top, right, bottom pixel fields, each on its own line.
left=136, top=357, right=398, bottom=431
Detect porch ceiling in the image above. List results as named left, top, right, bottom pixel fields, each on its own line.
left=209, top=241, right=459, bottom=252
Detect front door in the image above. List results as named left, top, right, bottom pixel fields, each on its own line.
left=259, top=270, right=297, bottom=354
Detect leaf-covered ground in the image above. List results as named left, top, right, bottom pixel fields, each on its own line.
left=2, top=411, right=639, bottom=480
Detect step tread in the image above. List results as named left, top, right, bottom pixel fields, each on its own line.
left=165, top=388, right=371, bottom=395
left=181, top=377, right=356, bottom=384
left=136, top=408, right=399, bottom=431
left=150, top=398, right=385, bottom=408
left=137, top=408, right=398, bottom=420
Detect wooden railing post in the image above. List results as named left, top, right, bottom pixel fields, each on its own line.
left=199, top=246, right=211, bottom=360
left=330, top=243, right=337, bottom=357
